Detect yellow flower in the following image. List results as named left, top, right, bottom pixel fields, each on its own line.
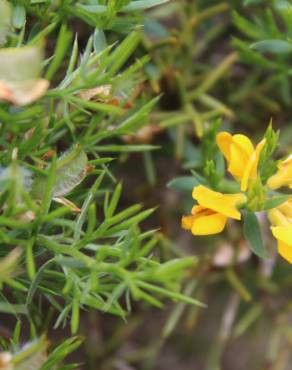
left=182, top=185, right=246, bottom=235
left=268, top=199, right=292, bottom=263
left=267, top=154, right=292, bottom=190
left=216, top=132, right=266, bottom=192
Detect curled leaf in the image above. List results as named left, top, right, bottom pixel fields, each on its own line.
left=122, top=0, right=170, bottom=12
left=13, top=338, right=47, bottom=370
left=53, top=147, right=88, bottom=197
left=0, top=352, right=12, bottom=370
left=18, top=210, right=35, bottom=222
left=78, top=84, right=112, bottom=101
left=0, top=248, right=22, bottom=283
left=53, top=197, right=81, bottom=213
left=0, top=79, right=49, bottom=106
left=251, top=39, right=292, bottom=54
left=31, top=145, right=89, bottom=200
left=123, top=124, right=163, bottom=144
left=0, top=45, right=49, bottom=105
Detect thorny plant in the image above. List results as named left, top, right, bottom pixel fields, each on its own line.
left=0, top=0, right=203, bottom=368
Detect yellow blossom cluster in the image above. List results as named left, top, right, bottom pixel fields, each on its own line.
left=182, top=131, right=292, bottom=263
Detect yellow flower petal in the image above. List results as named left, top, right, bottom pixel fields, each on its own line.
left=217, top=132, right=252, bottom=178
left=216, top=132, right=233, bottom=162
left=182, top=205, right=228, bottom=235
left=278, top=241, right=292, bottom=264
left=268, top=200, right=292, bottom=263
left=232, top=134, right=254, bottom=156
left=228, top=141, right=250, bottom=178
left=267, top=154, right=292, bottom=189
left=181, top=215, right=195, bottom=230
left=271, top=225, right=292, bottom=246
left=268, top=208, right=291, bottom=227
left=217, top=131, right=265, bottom=190
left=240, top=138, right=266, bottom=191
left=191, top=205, right=205, bottom=215
left=191, top=212, right=227, bottom=235
left=278, top=200, right=292, bottom=219
left=192, top=185, right=246, bottom=220
left=281, top=154, right=292, bottom=166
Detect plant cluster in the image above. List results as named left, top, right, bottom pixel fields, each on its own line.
left=181, top=125, right=292, bottom=263
left=0, top=0, right=202, bottom=368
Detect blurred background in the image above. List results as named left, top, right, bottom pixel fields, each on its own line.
left=73, top=1, right=292, bottom=369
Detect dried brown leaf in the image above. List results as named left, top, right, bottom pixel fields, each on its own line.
left=53, top=197, right=81, bottom=213
left=78, top=84, right=112, bottom=101
left=0, top=79, right=49, bottom=106
left=0, top=353, right=12, bottom=370
left=123, top=124, right=163, bottom=144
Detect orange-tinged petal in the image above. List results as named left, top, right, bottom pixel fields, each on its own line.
left=191, top=212, right=227, bottom=235
left=240, top=138, right=266, bottom=191
left=278, top=240, right=292, bottom=264
left=181, top=215, right=195, bottom=230
left=191, top=205, right=205, bottom=215
left=271, top=225, right=292, bottom=246
left=192, top=185, right=246, bottom=220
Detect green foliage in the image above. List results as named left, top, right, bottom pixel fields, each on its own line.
left=0, top=335, right=82, bottom=370
left=259, top=123, right=279, bottom=182
left=1, top=1, right=292, bottom=369
left=263, top=194, right=290, bottom=210
left=167, top=176, right=200, bottom=193
left=0, top=0, right=11, bottom=46
left=0, top=0, right=200, bottom=367
left=243, top=211, right=268, bottom=259
left=233, top=2, right=292, bottom=104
